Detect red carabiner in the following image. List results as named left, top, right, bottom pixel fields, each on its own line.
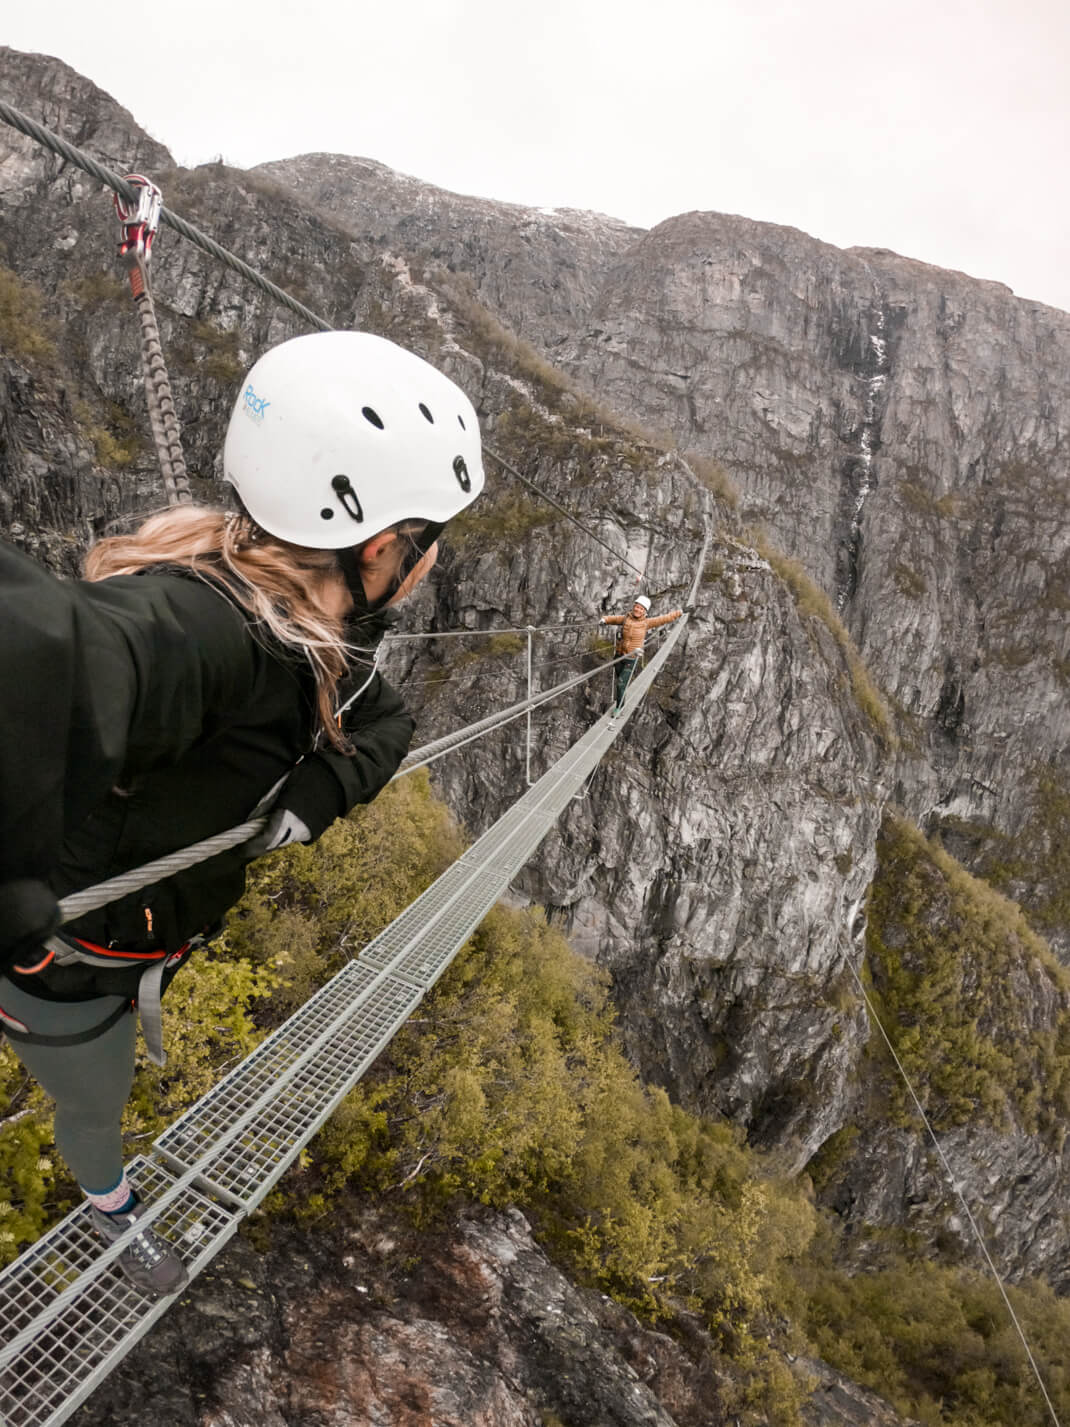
left=113, top=173, right=162, bottom=261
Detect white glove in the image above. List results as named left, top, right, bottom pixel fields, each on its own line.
left=245, top=808, right=312, bottom=859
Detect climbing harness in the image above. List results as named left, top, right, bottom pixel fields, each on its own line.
left=12, top=931, right=203, bottom=1067
left=112, top=174, right=191, bottom=506
left=0, top=993, right=132, bottom=1050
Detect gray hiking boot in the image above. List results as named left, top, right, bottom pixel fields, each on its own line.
left=89, top=1198, right=190, bottom=1297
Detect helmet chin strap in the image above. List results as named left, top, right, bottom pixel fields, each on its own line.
left=337, top=520, right=448, bottom=617
left=336, top=545, right=384, bottom=617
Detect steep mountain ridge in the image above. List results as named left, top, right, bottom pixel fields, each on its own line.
left=252, top=150, right=640, bottom=352
left=2, top=45, right=1069, bottom=1425
left=259, top=152, right=1070, bottom=958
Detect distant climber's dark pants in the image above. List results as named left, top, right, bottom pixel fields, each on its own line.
left=0, top=974, right=136, bottom=1192
left=614, top=654, right=641, bottom=708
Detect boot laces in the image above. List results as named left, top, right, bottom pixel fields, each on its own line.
left=127, top=1225, right=167, bottom=1268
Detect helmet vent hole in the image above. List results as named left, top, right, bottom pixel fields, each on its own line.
left=457, top=414, right=466, bottom=430
left=320, top=508, right=334, bottom=520
left=362, top=406, right=384, bottom=430
left=419, top=403, right=434, bottom=424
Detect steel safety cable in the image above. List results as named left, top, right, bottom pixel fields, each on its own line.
left=392, top=656, right=631, bottom=778
left=0, top=99, right=333, bottom=334
left=54, top=657, right=628, bottom=922
left=481, top=443, right=646, bottom=578
left=383, top=619, right=594, bottom=642
left=842, top=917, right=1062, bottom=1427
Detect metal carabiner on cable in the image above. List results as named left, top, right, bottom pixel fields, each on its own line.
left=109, top=174, right=191, bottom=503
left=114, top=174, right=163, bottom=296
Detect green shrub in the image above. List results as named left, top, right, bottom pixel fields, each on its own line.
left=799, top=1256, right=1070, bottom=1426
left=0, top=264, right=57, bottom=367
left=865, top=816, right=1070, bottom=1133
left=752, top=532, right=895, bottom=746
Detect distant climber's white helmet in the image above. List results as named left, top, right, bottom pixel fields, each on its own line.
left=223, top=331, right=484, bottom=549
left=635, top=595, right=652, bottom=611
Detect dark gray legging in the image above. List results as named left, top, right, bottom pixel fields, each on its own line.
left=0, top=975, right=136, bottom=1194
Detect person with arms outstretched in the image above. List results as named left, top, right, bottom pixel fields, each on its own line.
left=599, top=595, right=683, bottom=714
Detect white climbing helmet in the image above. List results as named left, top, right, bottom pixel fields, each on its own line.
left=223, top=330, right=484, bottom=549
left=635, top=595, right=652, bottom=611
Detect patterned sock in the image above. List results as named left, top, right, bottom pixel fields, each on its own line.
left=82, top=1172, right=136, bottom=1216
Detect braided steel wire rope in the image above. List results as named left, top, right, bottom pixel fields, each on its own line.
left=0, top=99, right=334, bottom=333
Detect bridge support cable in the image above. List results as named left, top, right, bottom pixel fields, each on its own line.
left=391, top=655, right=631, bottom=780
left=0, top=530, right=706, bottom=1427
left=53, top=657, right=625, bottom=926
left=383, top=619, right=592, bottom=642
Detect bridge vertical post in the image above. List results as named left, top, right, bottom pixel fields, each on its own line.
left=526, top=627, right=535, bottom=786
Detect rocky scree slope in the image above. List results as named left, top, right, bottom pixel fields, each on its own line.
left=0, top=46, right=1067, bottom=1415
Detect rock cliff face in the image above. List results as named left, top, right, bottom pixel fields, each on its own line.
left=68, top=1199, right=917, bottom=1427
left=253, top=152, right=640, bottom=352
left=0, top=44, right=1067, bottom=1424
left=260, top=156, right=1070, bottom=955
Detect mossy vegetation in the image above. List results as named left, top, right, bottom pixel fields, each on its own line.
left=864, top=815, right=1070, bottom=1133
left=189, top=319, right=243, bottom=384
left=751, top=532, right=895, bottom=747
left=900, top=478, right=958, bottom=520
left=449, top=485, right=559, bottom=545
left=893, top=562, right=928, bottom=598
left=972, top=768, right=1070, bottom=941
left=798, top=1256, right=1070, bottom=1427
left=62, top=272, right=127, bottom=311
left=4, top=781, right=1070, bottom=1424
left=683, top=450, right=741, bottom=509
left=170, top=318, right=244, bottom=386
left=74, top=399, right=143, bottom=469
left=0, top=263, right=57, bottom=367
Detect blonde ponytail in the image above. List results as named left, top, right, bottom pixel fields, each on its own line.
left=84, top=505, right=356, bottom=750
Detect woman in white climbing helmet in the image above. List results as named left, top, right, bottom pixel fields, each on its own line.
left=0, top=330, right=483, bottom=1297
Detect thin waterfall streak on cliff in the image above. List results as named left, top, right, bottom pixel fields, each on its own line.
left=837, top=298, right=889, bottom=612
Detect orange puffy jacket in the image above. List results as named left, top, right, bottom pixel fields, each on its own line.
left=601, top=607, right=682, bottom=657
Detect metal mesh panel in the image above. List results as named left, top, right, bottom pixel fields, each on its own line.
left=187, top=973, right=422, bottom=1206
left=0, top=1159, right=238, bottom=1427
left=155, top=959, right=378, bottom=1173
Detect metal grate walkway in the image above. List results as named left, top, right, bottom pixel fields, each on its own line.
left=0, top=537, right=705, bottom=1427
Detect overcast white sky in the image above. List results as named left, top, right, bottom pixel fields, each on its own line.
left=6, top=0, right=1070, bottom=312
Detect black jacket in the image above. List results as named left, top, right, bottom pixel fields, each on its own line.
left=0, top=541, right=414, bottom=997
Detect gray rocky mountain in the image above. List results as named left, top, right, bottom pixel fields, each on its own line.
left=259, top=153, right=1070, bottom=959
left=1, top=43, right=1068, bottom=1427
